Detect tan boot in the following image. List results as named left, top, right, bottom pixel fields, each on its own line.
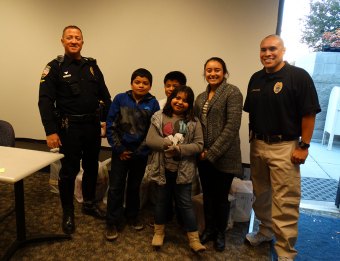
left=152, top=224, right=165, bottom=247
left=187, top=231, right=206, bottom=252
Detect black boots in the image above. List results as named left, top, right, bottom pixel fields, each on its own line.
left=59, top=180, right=75, bottom=234
left=214, top=231, right=226, bottom=252
left=62, top=213, right=75, bottom=234
left=200, top=229, right=216, bottom=244
left=200, top=229, right=225, bottom=252
left=82, top=202, right=106, bottom=219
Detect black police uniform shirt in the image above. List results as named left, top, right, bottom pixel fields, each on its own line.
left=38, top=54, right=111, bottom=136
left=243, top=62, right=321, bottom=137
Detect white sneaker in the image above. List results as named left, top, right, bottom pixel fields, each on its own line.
left=246, top=232, right=273, bottom=246
left=278, top=257, right=293, bottom=261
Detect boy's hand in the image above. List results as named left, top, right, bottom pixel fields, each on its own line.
left=120, top=151, right=132, bottom=160
left=100, top=122, right=106, bottom=137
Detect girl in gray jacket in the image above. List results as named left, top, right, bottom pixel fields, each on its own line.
left=145, top=86, right=205, bottom=252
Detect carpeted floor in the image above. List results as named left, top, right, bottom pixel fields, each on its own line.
left=0, top=168, right=270, bottom=260
left=7, top=140, right=338, bottom=260
left=295, top=210, right=340, bottom=261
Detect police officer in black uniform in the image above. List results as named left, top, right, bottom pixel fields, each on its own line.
left=38, top=25, right=111, bottom=234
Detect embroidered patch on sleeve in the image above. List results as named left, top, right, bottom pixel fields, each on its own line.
left=41, top=65, right=51, bottom=79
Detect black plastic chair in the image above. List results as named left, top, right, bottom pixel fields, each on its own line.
left=0, top=120, right=15, bottom=147
left=0, top=120, right=15, bottom=222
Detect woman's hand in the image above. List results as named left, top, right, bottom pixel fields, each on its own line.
left=199, top=150, right=207, bottom=160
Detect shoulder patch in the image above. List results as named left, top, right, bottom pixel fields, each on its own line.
left=41, top=65, right=51, bottom=79
left=55, top=55, right=64, bottom=63
left=84, top=57, right=97, bottom=63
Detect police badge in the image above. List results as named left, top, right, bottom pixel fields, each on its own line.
left=90, top=66, right=94, bottom=76
left=273, top=82, right=283, bottom=94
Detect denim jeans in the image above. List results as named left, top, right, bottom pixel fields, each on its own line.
left=155, top=170, right=197, bottom=232
left=106, top=153, right=147, bottom=226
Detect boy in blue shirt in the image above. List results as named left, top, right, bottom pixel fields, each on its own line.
left=105, top=68, right=160, bottom=241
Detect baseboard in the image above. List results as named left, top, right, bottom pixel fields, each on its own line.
left=16, top=137, right=46, bottom=144
left=15, top=138, right=111, bottom=151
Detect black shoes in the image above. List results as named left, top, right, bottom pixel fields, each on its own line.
left=62, top=214, right=75, bottom=234
left=105, top=225, right=118, bottom=241
left=200, top=229, right=217, bottom=244
left=82, top=203, right=106, bottom=219
left=200, top=229, right=225, bottom=251
left=214, top=231, right=226, bottom=252
left=127, top=218, right=144, bottom=231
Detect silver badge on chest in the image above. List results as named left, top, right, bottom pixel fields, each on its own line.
left=273, top=82, right=283, bottom=94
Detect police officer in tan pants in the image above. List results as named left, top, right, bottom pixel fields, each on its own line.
left=243, top=35, right=321, bottom=261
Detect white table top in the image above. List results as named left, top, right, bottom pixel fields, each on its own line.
left=0, top=146, right=64, bottom=184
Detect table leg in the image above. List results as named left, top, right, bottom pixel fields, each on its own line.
left=1, top=180, right=71, bottom=261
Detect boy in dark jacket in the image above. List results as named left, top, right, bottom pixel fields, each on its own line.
left=105, top=68, right=160, bottom=241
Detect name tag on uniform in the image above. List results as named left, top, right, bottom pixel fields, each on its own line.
left=63, top=72, right=71, bottom=78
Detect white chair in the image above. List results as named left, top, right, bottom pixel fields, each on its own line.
left=322, top=86, right=340, bottom=150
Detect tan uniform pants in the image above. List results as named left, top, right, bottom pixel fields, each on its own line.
left=250, top=139, right=300, bottom=259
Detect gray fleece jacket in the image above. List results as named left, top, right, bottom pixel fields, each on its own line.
left=194, top=79, right=243, bottom=176
left=145, top=110, right=203, bottom=185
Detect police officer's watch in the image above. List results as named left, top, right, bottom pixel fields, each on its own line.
left=298, top=140, right=310, bottom=150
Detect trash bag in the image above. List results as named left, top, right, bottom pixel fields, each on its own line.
left=74, top=158, right=111, bottom=204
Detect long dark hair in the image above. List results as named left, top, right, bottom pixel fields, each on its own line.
left=163, top=85, right=196, bottom=122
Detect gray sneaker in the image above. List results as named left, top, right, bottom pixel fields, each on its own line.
left=105, top=225, right=118, bottom=241
left=245, top=232, right=273, bottom=246
left=278, top=257, right=293, bottom=261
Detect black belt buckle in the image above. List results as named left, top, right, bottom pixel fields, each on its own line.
left=65, top=114, right=97, bottom=123
left=266, top=135, right=282, bottom=143
left=253, top=133, right=297, bottom=143
left=254, top=133, right=282, bottom=143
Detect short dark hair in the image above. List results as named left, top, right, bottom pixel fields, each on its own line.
left=62, top=25, right=83, bottom=37
left=163, top=71, right=187, bottom=85
left=131, top=68, right=153, bottom=86
left=163, top=85, right=195, bottom=121
left=204, top=57, right=229, bottom=77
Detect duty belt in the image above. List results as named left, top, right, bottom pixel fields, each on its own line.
left=253, top=133, right=298, bottom=143
left=63, top=113, right=98, bottom=123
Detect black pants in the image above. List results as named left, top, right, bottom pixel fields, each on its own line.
left=106, top=153, right=147, bottom=226
left=58, top=121, right=101, bottom=214
left=198, top=160, right=234, bottom=233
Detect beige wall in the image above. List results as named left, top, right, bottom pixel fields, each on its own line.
left=0, top=0, right=279, bottom=163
